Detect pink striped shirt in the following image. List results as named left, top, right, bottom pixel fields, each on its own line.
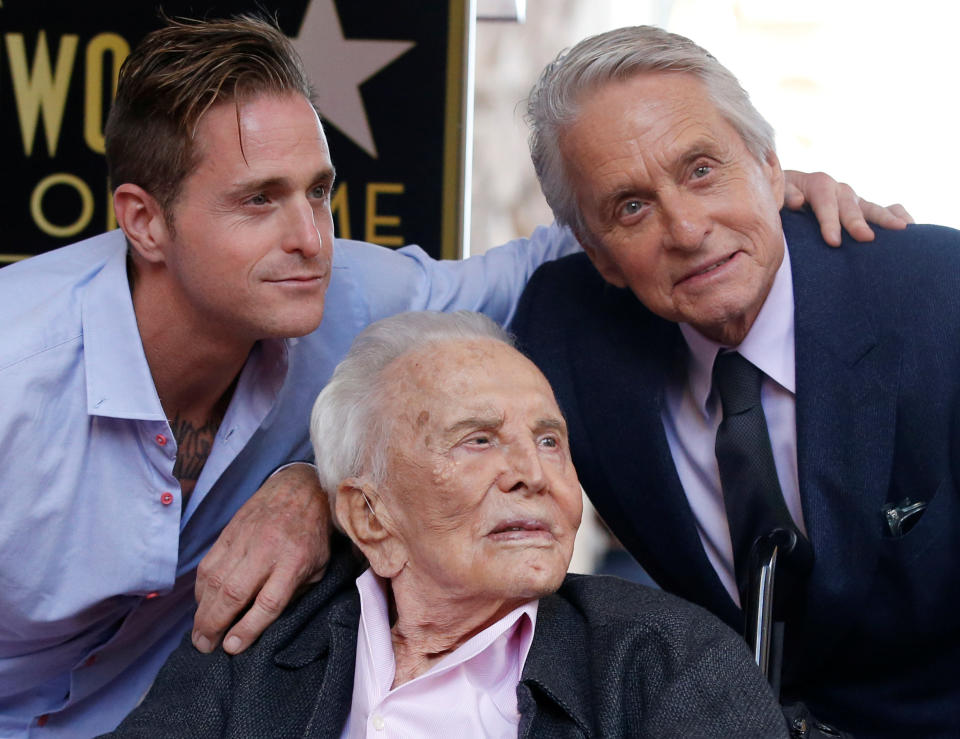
left=339, top=569, right=538, bottom=738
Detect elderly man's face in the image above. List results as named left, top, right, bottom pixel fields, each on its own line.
left=561, top=72, right=786, bottom=345
left=376, top=338, right=582, bottom=604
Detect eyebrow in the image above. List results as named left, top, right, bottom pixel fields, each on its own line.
left=442, top=415, right=567, bottom=436
left=677, top=138, right=722, bottom=168
left=536, top=418, right=567, bottom=435
left=444, top=415, right=504, bottom=435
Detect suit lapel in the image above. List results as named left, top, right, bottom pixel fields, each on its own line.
left=571, top=282, right=740, bottom=626
left=787, top=211, right=901, bottom=662
left=574, top=212, right=903, bottom=638
left=271, top=586, right=360, bottom=738
left=519, top=591, right=592, bottom=735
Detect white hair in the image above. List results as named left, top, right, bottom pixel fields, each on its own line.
left=526, top=25, right=776, bottom=238
left=309, top=310, right=513, bottom=527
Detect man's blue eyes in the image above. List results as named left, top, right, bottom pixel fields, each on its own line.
left=618, top=200, right=645, bottom=218
left=246, top=186, right=327, bottom=205
left=617, top=165, right=712, bottom=217
left=465, top=436, right=560, bottom=447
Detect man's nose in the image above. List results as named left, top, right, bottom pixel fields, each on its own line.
left=661, top=190, right=709, bottom=251
left=497, top=441, right=547, bottom=495
left=282, top=198, right=324, bottom=258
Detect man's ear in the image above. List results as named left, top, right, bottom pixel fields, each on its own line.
left=336, top=479, right=407, bottom=578
left=763, top=150, right=786, bottom=209
left=573, top=226, right=627, bottom=288
left=113, top=183, right=172, bottom=265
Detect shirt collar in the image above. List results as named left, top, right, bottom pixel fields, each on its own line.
left=355, top=567, right=538, bottom=692
left=82, top=236, right=166, bottom=420
left=679, top=238, right=796, bottom=417
left=81, top=234, right=291, bottom=429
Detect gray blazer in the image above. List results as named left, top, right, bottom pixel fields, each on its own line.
left=109, top=542, right=786, bottom=738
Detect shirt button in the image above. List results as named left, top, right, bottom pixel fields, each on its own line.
left=155, top=433, right=168, bottom=446
left=84, top=655, right=97, bottom=667
left=160, top=492, right=174, bottom=506
left=36, top=714, right=50, bottom=727
left=372, top=715, right=385, bottom=731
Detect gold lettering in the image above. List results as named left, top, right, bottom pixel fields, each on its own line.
left=31, top=173, right=94, bottom=238
left=330, top=182, right=351, bottom=240
left=365, top=182, right=404, bottom=247
left=84, top=33, right=129, bottom=154
left=106, top=179, right=116, bottom=231
left=6, top=32, right=78, bottom=156
left=0, top=255, right=32, bottom=265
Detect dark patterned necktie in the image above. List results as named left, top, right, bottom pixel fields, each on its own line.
left=713, top=351, right=813, bottom=610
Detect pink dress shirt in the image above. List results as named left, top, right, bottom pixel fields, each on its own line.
left=661, top=243, right=807, bottom=606
left=339, top=569, right=538, bottom=738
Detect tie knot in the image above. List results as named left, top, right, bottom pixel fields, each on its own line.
left=713, top=351, right=762, bottom=416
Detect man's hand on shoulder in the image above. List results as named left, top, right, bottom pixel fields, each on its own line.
left=783, top=169, right=914, bottom=246
left=192, top=462, right=331, bottom=654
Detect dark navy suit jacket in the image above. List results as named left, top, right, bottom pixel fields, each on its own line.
left=511, top=208, right=960, bottom=738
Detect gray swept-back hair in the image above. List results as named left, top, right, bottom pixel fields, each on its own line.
left=310, top=310, right=512, bottom=527
left=526, top=25, right=776, bottom=237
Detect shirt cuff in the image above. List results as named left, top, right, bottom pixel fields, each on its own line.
left=268, top=461, right=317, bottom=478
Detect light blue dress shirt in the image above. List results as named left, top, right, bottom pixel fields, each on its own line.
left=0, top=224, right=578, bottom=737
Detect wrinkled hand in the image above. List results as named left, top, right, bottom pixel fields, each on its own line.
left=783, top=170, right=914, bottom=246
left=192, top=462, right=331, bottom=654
